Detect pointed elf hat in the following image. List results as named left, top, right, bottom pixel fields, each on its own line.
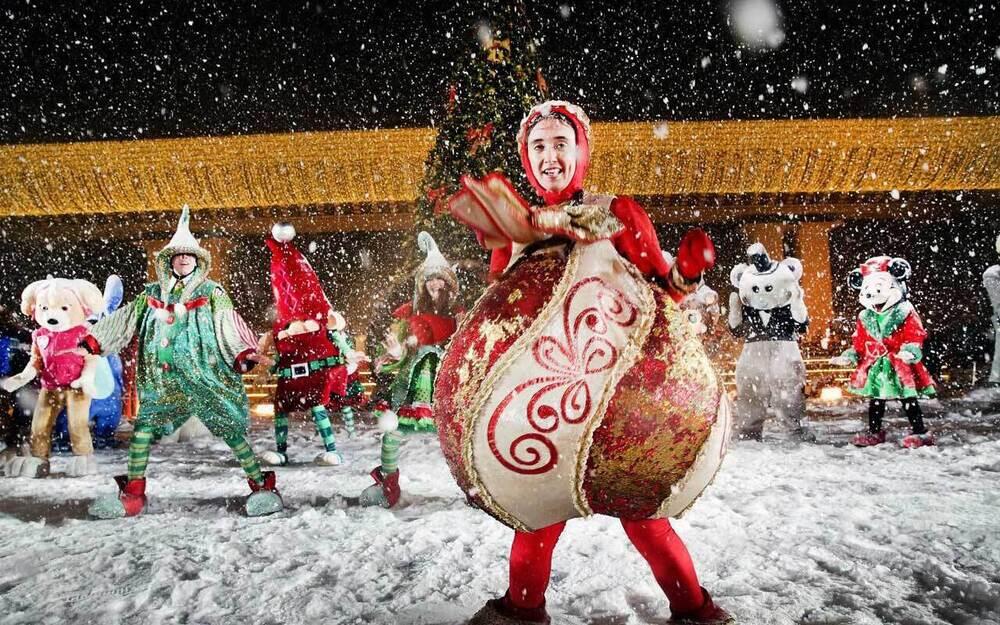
left=155, top=204, right=213, bottom=298
left=413, top=231, right=458, bottom=309
left=267, top=222, right=332, bottom=332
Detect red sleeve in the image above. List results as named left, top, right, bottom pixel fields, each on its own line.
left=609, top=196, right=670, bottom=279
left=392, top=302, right=414, bottom=320
left=899, top=310, right=927, bottom=346
left=408, top=314, right=458, bottom=346
left=489, top=244, right=513, bottom=278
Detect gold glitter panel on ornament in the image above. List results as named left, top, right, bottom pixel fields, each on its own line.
left=584, top=383, right=715, bottom=517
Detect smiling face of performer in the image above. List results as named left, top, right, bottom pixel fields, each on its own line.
left=171, top=254, right=198, bottom=278
left=518, top=101, right=592, bottom=206
left=526, top=117, right=579, bottom=197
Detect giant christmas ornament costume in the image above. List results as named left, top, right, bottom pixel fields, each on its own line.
left=257, top=223, right=358, bottom=467
left=728, top=243, right=810, bottom=440
left=83, top=206, right=283, bottom=518
left=439, top=101, right=733, bottom=624
left=982, top=234, right=1000, bottom=385
left=1, top=277, right=104, bottom=478
left=359, top=231, right=461, bottom=508
left=831, top=256, right=936, bottom=448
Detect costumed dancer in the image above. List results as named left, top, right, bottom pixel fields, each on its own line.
left=2, top=278, right=104, bottom=478
left=831, top=256, right=936, bottom=448
left=982, top=234, right=1000, bottom=385
left=257, top=222, right=358, bottom=467
left=85, top=206, right=282, bottom=518
left=359, top=231, right=461, bottom=508
left=439, top=101, right=732, bottom=624
left=728, top=243, right=810, bottom=440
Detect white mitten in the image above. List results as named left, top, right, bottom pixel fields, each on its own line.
left=70, top=356, right=99, bottom=397
left=830, top=355, right=854, bottom=367
left=896, top=350, right=917, bottom=364
left=2, top=365, right=37, bottom=393
left=727, top=292, right=743, bottom=329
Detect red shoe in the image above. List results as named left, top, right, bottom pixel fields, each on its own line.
left=360, top=466, right=401, bottom=508
left=851, top=430, right=887, bottom=447
left=246, top=471, right=283, bottom=517
left=670, top=588, right=734, bottom=624
left=901, top=433, right=935, bottom=449
left=467, top=592, right=550, bottom=625
left=113, top=475, right=147, bottom=517
left=373, top=466, right=401, bottom=508
left=248, top=470, right=279, bottom=494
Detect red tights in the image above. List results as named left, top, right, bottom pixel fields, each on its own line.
left=506, top=518, right=704, bottom=614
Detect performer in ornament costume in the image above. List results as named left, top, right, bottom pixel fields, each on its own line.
left=257, top=223, right=359, bottom=467
left=359, top=231, right=461, bottom=508
left=84, top=206, right=282, bottom=518
left=440, top=101, right=733, bottom=624
left=982, top=234, right=1000, bottom=385
left=831, top=256, right=936, bottom=448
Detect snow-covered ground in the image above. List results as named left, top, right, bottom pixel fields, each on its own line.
left=1, top=394, right=999, bottom=625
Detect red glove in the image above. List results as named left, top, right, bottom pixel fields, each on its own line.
left=675, top=228, right=716, bottom=280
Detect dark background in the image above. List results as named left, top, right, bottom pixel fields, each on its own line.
left=1, top=1, right=997, bottom=143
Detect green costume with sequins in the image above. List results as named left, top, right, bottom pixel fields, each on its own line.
left=86, top=206, right=282, bottom=520
left=92, top=278, right=255, bottom=438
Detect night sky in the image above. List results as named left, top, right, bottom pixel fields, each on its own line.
left=1, top=0, right=997, bottom=144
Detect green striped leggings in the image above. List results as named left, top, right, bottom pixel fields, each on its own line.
left=127, top=423, right=264, bottom=485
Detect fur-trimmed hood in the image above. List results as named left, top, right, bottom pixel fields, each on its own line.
left=154, top=205, right=213, bottom=301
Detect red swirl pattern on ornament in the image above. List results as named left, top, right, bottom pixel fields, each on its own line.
left=487, top=277, right=639, bottom=475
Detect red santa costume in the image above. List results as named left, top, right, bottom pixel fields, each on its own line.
left=437, top=101, right=733, bottom=624
left=261, top=224, right=351, bottom=467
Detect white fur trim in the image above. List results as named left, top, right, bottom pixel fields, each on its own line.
left=328, top=311, right=346, bottom=331
left=271, top=222, right=296, bottom=243
left=153, top=307, right=171, bottom=322
left=377, top=410, right=399, bottom=433
left=173, top=303, right=187, bottom=316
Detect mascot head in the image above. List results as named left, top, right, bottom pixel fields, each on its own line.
left=730, top=243, right=803, bottom=311
left=848, top=256, right=911, bottom=313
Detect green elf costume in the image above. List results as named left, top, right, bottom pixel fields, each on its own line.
left=85, top=206, right=283, bottom=518
left=360, top=232, right=461, bottom=508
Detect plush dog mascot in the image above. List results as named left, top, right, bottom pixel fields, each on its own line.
left=2, top=278, right=103, bottom=477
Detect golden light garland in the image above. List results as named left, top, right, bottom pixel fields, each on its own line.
left=1, top=117, right=997, bottom=218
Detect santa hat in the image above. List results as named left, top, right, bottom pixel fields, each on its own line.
left=267, top=223, right=332, bottom=333
left=859, top=256, right=892, bottom=276
left=517, top=100, right=592, bottom=206
left=414, top=231, right=458, bottom=309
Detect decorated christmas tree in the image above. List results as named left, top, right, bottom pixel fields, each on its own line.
left=415, top=1, right=548, bottom=265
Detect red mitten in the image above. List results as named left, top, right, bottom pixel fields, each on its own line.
left=675, top=228, right=716, bottom=280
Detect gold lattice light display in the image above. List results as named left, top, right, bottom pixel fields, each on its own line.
left=1, top=117, right=998, bottom=217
